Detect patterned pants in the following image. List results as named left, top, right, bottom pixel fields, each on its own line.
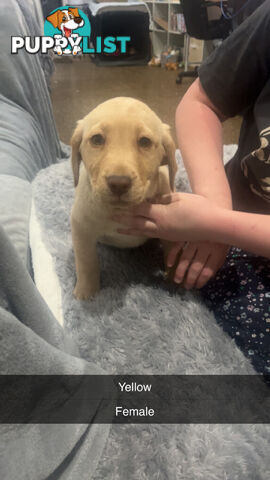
left=201, top=248, right=270, bottom=374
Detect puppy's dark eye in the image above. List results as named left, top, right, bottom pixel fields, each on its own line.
left=91, top=134, right=105, bottom=146
left=62, top=15, right=67, bottom=21
left=138, top=137, right=152, bottom=148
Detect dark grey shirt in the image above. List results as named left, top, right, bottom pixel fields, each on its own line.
left=199, top=0, right=270, bottom=212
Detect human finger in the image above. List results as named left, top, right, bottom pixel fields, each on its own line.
left=116, top=218, right=159, bottom=237
left=152, top=192, right=183, bottom=205
left=182, top=245, right=210, bottom=289
left=112, top=214, right=155, bottom=228
left=195, top=247, right=228, bottom=289
left=173, top=243, right=198, bottom=284
left=166, top=242, right=187, bottom=268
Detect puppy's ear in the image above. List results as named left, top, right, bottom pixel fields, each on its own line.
left=71, top=121, right=83, bottom=187
left=46, top=10, right=60, bottom=29
left=161, top=124, right=177, bottom=191
left=69, top=7, right=80, bottom=17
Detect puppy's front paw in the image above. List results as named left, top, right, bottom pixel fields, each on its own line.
left=72, top=46, right=82, bottom=55
left=54, top=45, right=63, bottom=55
left=73, top=281, right=100, bottom=300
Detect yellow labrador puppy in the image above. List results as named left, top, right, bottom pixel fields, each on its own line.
left=71, top=97, right=177, bottom=299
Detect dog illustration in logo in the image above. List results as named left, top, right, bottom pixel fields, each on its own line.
left=46, top=8, right=85, bottom=55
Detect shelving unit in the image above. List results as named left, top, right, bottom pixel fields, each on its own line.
left=145, top=0, right=186, bottom=56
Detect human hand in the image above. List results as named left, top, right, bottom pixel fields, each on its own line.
left=167, top=241, right=228, bottom=289
left=112, top=193, right=229, bottom=288
left=112, top=192, right=219, bottom=243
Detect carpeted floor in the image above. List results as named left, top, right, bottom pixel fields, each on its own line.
left=29, top=146, right=270, bottom=480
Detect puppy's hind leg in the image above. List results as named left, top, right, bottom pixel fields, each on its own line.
left=72, top=218, right=100, bottom=300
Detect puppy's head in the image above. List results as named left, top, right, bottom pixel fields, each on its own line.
left=71, top=97, right=176, bottom=205
left=47, top=8, right=84, bottom=34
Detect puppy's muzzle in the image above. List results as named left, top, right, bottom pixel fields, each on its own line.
left=106, top=175, right=132, bottom=196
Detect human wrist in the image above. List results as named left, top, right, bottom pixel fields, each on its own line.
left=203, top=207, right=231, bottom=243
left=185, top=204, right=220, bottom=242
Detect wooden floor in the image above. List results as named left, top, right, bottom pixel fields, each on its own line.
left=50, top=56, right=241, bottom=146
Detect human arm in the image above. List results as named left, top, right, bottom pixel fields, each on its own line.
left=174, top=78, right=231, bottom=288
left=175, top=78, right=232, bottom=209
left=205, top=206, right=270, bottom=258
left=112, top=192, right=270, bottom=264
left=174, top=3, right=270, bottom=287
left=151, top=193, right=270, bottom=259
left=173, top=78, right=230, bottom=288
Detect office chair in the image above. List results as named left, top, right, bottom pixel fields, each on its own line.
left=176, top=0, right=232, bottom=84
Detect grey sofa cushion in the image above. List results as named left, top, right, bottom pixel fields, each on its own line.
left=0, top=0, right=65, bottom=268
left=0, top=1, right=61, bottom=163
left=0, top=175, right=32, bottom=267
left=0, top=99, right=59, bottom=182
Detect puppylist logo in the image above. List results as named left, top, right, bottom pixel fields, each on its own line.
left=11, top=6, right=130, bottom=56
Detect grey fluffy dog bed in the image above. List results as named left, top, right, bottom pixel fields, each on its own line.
left=30, top=146, right=270, bottom=480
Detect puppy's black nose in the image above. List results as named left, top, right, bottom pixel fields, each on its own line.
left=74, top=16, right=83, bottom=24
left=106, top=175, right=132, bottom=196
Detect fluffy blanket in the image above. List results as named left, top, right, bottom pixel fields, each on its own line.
left=30, top=146, right=270, bottom=480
